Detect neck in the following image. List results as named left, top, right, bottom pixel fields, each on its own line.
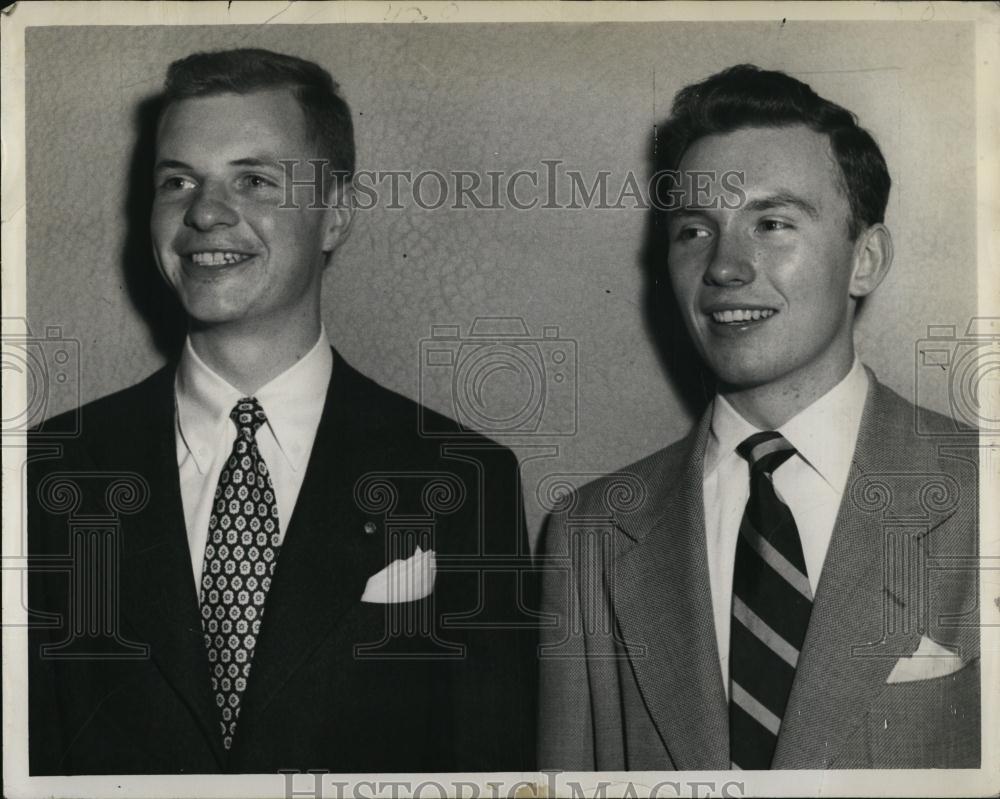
left=720, top=352, right=855, bottom=430
left=189, top=316, right=322, bottom=395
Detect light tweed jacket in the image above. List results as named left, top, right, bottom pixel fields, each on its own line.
left=538, top=373, right=980, bottom=770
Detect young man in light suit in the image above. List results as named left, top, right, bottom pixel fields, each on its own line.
left=538, top=65, right=979, bottom=770
left=29, top=48, right=536, bottom=774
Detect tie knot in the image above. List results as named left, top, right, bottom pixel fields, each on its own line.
left=230, top=397, right=267, bottom=437
left=737, top=431, right=795, bottom=475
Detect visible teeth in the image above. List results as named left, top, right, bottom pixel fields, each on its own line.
left=711, top=308, right=775, bottom=323
left=190, top=251, right=249, bottom=266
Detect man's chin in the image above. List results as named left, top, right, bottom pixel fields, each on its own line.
left=705, top=359, right=783, bottom=394
left=182, top=302, right=249, bottom=330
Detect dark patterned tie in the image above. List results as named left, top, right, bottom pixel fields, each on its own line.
left=199, top=397, right=282, bottom=751
left=729, top=431, right=813, bottom=769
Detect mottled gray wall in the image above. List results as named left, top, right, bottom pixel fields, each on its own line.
left=26, top=23, right=978, bottom=546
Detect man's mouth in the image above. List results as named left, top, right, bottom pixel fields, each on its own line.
left=187, top=251, right=253, bottom=267
left=709, top=308, right=777, bottom=324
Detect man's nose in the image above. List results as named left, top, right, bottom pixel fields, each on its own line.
left=704, top=232, right=755, bottom=286
left=183, top=184, right=239, bottom=230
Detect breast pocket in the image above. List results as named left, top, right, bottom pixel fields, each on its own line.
left=857, top=659, right=980, bottom=768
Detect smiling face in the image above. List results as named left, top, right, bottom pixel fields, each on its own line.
left=667, top=124, right=880, bottom=408
left=151, top=89, right=347, bottom=337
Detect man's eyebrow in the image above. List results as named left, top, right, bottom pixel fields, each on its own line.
left=153, top=157, right=287, bottom=172
left=230, top=156, right=285, bottom=169
left=668, top=206, right=714, bottom=219
left=743, top=191, right=820, bottom=219
left=153, top=159, right=192, bottom=172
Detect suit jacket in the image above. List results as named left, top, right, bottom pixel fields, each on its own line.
left=28, top=351, right=537, bottom=774
left=538, top=374, right=979, bottom=769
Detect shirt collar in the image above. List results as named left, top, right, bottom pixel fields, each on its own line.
left=779, top=357, right=868, bottom=491
left=705, top=357, right=869, bottom=492
left=175, top=327, right=333, bottom=474
left=705, top=388, right=760, bottom=479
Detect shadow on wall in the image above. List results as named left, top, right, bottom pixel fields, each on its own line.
left=122, top=93, right=187, bottom=360
left=639, top=129, right=714, bottom=422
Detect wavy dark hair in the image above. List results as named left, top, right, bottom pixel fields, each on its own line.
left=655, top=64, right=890, bottom=239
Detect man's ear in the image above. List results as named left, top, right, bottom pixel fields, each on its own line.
left=321, top=180, right=355, bottom=256
left=849, top=222, right=893, bottom=298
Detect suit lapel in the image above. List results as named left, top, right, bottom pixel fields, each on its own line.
left=114, top=367, right=227, bottom=767
left=610, top=410, right=730, bottom=769
left=234, top=354, right=389, bottom=722
left=772, top=378, right=944, bottom=768
left=114, top=355, right=395, bottom=765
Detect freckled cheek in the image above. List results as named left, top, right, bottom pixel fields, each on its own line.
left=749, top=246, right=774, bottom=269
left=751, top=239, right=794, bottom=266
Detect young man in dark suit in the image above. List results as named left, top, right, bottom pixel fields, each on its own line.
left=539, top=65, right=979, bottom=770
left=29, top=48, right=535, bottom=775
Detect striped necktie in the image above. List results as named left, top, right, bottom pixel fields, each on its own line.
left=729, top=431, right=813, bottom=769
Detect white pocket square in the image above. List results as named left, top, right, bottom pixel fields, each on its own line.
left=360, top=547, right=436, bottom=604
left=886, top=636, right=966, bottom=684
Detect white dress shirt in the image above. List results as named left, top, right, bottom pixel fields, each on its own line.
left=175, top=328, right=333, bottom=591
left=703, top=358, right=869, bottom=696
